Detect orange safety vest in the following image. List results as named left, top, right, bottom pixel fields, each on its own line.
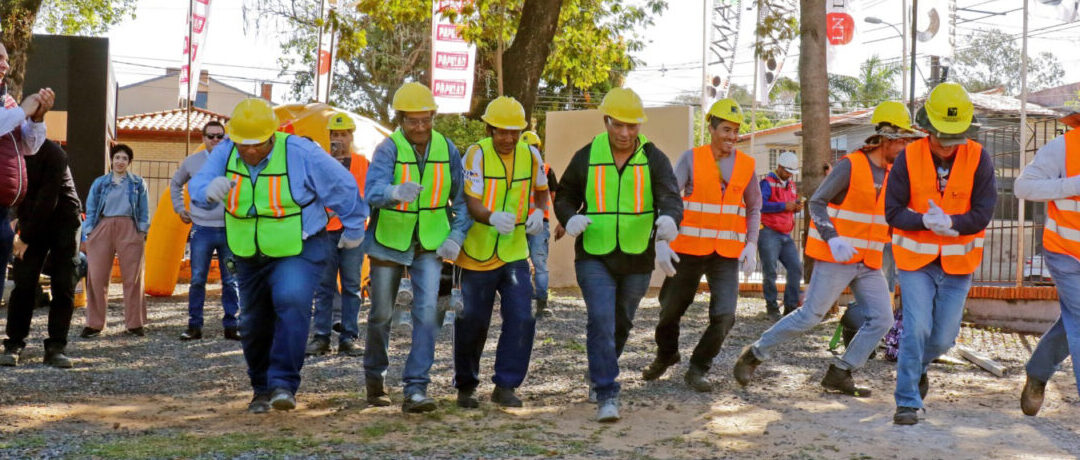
left=891, top=138, right=986, bottom=275
left=326, top=153, right=369, bottom=232
left=804, top=151, right=890, bottom=268
left=670, top=146, right=755, bottom=257
left=1043, top=129, right=1080, bottom=258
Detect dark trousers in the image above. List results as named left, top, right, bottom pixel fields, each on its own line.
left=0, top=206, right=12, bottom=304
left=655, top=253, right=739, bottom=371
left=4, top=224, right=79, bottom=350
left=454, top=260, right=536, bottom=390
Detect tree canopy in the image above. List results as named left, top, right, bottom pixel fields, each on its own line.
left=952, top=28, right=1065, bottom=95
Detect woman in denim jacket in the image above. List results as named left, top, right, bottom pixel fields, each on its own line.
left=80, top=144, right=150, bottom=338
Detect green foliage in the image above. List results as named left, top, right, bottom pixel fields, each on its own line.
left=1064, top=90, right=1080, bottom=111
left=952, top=28, right=1065, bottom=95
left=83, top=432, right=340, bottom=459
left=754, top=0, right=799, bottom=62
left=34, top=0, right=137, bottom=35
left=828, top=56, right=901, bottom=109
left=434, top=114, right=488, bottom=150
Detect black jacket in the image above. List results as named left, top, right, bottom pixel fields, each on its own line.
left=16, top=140, right=82, bottom=245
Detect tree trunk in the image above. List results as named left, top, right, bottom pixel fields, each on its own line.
left=799, top=0, right=829, bottom=277
left=0, top=0, right=44, bottom=100
left=501, top=0, right=563, bottom=128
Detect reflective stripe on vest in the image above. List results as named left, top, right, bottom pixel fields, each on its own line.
left=326, top=153, right=369, bottom=232
left=669, top=146, right=754, bottom=257
left=1043, top=129, right=1080, bottom=258
left=373, top=129, right=452, bottom=251
left=462, top=138, right=533, bottom=263
left=529, top=163, right=551, bottom=220
left=582, top=133, right=654, bottom=255
left=891, top=138, right=986, bottom=274
left=223, top=132, right=305, bottom=258
left=804, top=152, right=890, bottom=268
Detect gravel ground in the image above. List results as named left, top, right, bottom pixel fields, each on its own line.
left=0, top=283, right=1077, bottom=459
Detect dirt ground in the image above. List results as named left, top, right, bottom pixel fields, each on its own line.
left=0, top=286, right=1077, bottom=459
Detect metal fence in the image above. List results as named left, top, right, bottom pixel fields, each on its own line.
left=129, top=159, right=180, bottom=220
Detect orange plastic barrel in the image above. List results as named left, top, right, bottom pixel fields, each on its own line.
left=144, top=188, right=192, bottom=296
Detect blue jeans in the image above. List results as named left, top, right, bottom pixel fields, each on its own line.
left=364, top=250, right=442, bottom=396
left=757, top=227, right=803, bottom=313
left=893, top=261, right=972, bottom=408
left=752, top=261, right=891, bottom=370
left=1025, top=250, right=1080, bottom=398
left=0, top=207, right=12, bottom=305
left=312, top=230, right=364, bottom=342
left=527, top=221, right=550, bottom=301
left=235, top=233, right=331, bottom=395
left=187, top=225, right=239, bottom=329
left=454, top=260, right=536, bottom=390
left=575, top=258, right=650, bottom=402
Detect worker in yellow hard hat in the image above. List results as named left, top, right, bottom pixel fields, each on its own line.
left=451, top=96, right=549, bottom=409
left=643, top=98, right=761, bottom=396
left=554, top=87, right=683, bottom=423
left=362, top=82, right=469, bottom=414
left=305, top=112, right=372, bottom=358
left=519, top=130, right=560, bottom=317
left=188, top=97, right=369, bottom=414
left=886, top=82, right=997, bottom=425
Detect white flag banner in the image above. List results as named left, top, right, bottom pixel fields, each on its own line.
left=914, top=0, right=955, bottom=59
left=179, top=0, right=211, bottom=104
left=702, top=0, right=743, bottom=110
left=825, top=0, right=865, bottom=77
left=754, top=1, right=794, bottom=104
left=431, top=0, right=476, bottom=114
left=1034, top=0, right=1079, bottom=22
left=315, top=0, right=335, bottom=103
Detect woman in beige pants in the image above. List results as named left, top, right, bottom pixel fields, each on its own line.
left=80, top=144, right=150, bottom=337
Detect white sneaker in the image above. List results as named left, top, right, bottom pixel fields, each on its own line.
left=596, top=398, right=620, bottom=423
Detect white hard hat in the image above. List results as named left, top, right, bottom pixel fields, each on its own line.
left=778, top=151, right=800, bottom=174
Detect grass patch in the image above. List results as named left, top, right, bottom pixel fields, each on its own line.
left=82, top=431, right=339, bottom=459
left=565, top=339, right=586, bottom=353
left=0, top=434, right=48, bottom=450
left=359, top=419, right=409, bottom=439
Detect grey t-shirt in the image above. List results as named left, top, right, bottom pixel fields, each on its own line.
left=673, top=148, right=763, bottom=244
left=810, top=152, right=888, bottom=242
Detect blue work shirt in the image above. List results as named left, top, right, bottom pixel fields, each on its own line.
left=189, top=134, right=369, bottom=242
left=362, top=132, right=471, bottom=266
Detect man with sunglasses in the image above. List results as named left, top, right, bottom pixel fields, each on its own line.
left=170, top=120, right=241, bottom=341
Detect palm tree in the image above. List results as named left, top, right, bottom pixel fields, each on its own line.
left=828, top=55, right=901, bottom=109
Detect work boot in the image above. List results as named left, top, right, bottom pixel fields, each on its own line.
left=766, top=310, right=782, bottom=322
left=684, top=365, right=713, bottom=393
left=179, top=327, right=202, bottom=341
left=457, top=388, right=479, bottom=409
left=1021, top=375, right=1047, bottom=416
left=596, top=397, right=620, bottom=423
left=533, top=299, right=550, bottom=318
left=0, top=346, right=22, bottom=366
left=247, top=393, right=271, bottom=414
left=733, top=346, right=762, bottom=387
left=919, top=373, right=929, bottom=400
left=270, top=388, right=296, bottom=411
left=491, top=386, right=523, bottom=408
left=43, top=343, right=73, bottom=369
left=401, top=392, right=436, bottom=413
left=641, top=354, right=680, bottom=381
left=820, top=364, right=871, bottom=397
left=79, top=327, right=101, bottom=339
left=223, top=327, right=241, bottom=341
left=305, top=336, right=331, bottom=356
left=893, top=406, right=919, bottom=425
left=125, top=327, right=146, bottom=337
left=337, top=340, right=362, bottom=357
left=366, top=380, right=392, bottom=407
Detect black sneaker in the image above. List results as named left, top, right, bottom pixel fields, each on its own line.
left=247, top=393, right=271, bottom=414
left=491, top=386, right=523, bottom=408
left=125, top=327, right=146, bottom=337
left=79, top=327, right=102, bottom=339
left=270, top=388, right=296, bottom=411
left=457, top=388, right=479, bottom=409
left=179, top=328, right=202, bottom=341
left=893, top=406, right=919, bottom=425
left=223, top=327, right=241, bottom=341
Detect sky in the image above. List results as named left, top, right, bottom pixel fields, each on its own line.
left=99, top=0, right=1080, bottom=111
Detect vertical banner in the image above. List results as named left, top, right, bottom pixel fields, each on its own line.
left=915, top=0, right=956, bottom=58
left=179, top=0, right=211, bottom=103
left=754, top=1, right=794, bottom=103
left=315, top=0, right=335, bottom=103
left=431, top=0, right=476, bottom=114
left=825, top=0, right=864, bottom=77
left=703, top=0, right=743, bottom=109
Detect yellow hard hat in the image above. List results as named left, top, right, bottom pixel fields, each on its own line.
left=326, top=111, right=356, bottom=131
left=923, top=82, right=974, bottom=135
left=481, top=96, right=527, bottom=130
left=599, top=87, right=647, bottom=124
left=707, top=98, right=744, bottom=125
left=392, top=82, right=438, bottom=113
left=227, top=98, right=279, bottom=145
left=520, top=131, right=542, bottom=148
left=871, top=101, right=914, bottom=132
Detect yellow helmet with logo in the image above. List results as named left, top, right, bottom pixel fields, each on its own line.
left=707, top=98, right=744, bottom=125
left=871, top=101, right=914, bottom=132
left=392, top=82, right=438, bottom=112
left=521, top=131, right=542, bottom=148
left=481, top=96, right=528, bottom=130
left=599, top=87, right=647, bottom=124
left=923, top=82, right=974, bottom=135
left=227, top=98, right=279, bottom=145
left=326, top=111, right=356, bottom=131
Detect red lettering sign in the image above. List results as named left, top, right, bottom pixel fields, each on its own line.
left=433, top=80, right=467, bottom=98
left=434, top=51, right=469, bottom=70
left=436, top=24, right=464, bottom=42
left=826, top=12, right=855, bottom=45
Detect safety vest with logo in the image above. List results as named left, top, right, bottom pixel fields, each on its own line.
left=582, top=133, right=654, bottom=256
left=224, top=132, right=309, bottom=258
left=373, top=129, right=452, bottom=251
left=462, top=138, right=534, bottom=263
left=760, top=173, right=797, bottom=234
left=1043, top=129, right=1080, bottom=258
left=892, top=138, right=986, bottom=274
left=670, top=146, right=755, bottom=258
left=804, top=152, right=890, bottom=268
left=326, top=152, right=369, bottom=232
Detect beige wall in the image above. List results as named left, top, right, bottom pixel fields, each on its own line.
left=118, top=78, right=251, bottom=116
left=545, top=105, right=693, bottom=288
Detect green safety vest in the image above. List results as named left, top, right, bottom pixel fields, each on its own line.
left=223, top=132, right=307, bottom=258
left=462, top=138, right=534, bottom=263
left=373, top=129, right=452, bottom=251
left=582, top=133, right=654, bottom=255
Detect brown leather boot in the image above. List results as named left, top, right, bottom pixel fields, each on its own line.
left=820, top=364, right=871, bottom=397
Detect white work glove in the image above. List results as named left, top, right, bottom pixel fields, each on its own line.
left=739, top=242, right=758, bottom=275
left=654, top=239, right=680, bottom=277
left=923, top=200, right=959, bottom=237
left=390, top=181, right=423, bottom=203
left=525, top=209, right=544, bottom=235
left=827, top=237, right=858, bottom=263
left=436, top=238, right=461, bottom=261
left=654, top=215, right=678, bottom=242
left=565, top=215, right=592, bottom=237
left=337, top=232, right=364, bottom=249
left=488, top=211, right=517, bottom=235
left=205, top=177, right=235, bottom=203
